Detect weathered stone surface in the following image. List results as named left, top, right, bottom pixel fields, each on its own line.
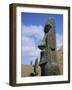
left=44, top=62, right=60, bottom=75
left=39, top=50, right=47, bottom=65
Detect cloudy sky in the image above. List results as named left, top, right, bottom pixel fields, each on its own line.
left=21, top=13, right=63, bottom=64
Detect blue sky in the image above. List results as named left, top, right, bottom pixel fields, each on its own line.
left=21, top=12, right=63, bottom=64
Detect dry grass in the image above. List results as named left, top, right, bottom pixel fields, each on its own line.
left=21, top=64, right=33, bottom=77
left=21, top=64, right=41, bottom=77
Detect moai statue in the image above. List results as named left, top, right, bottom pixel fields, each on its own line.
left=38, top=18, right=60, bottom=76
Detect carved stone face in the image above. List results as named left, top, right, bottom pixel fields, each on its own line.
left=44, top=24, right=52, bottom=33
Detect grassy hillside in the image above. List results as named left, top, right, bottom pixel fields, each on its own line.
left=21, top=64, right=41, bottom=77
left=21, top=64, right=33, bottom=77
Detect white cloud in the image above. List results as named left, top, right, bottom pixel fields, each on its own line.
left=56, top=33, right=63, bottom=50
left=22, top=25, right=44, bottom=41
left=22, top=37, right=36, bottom=48
left=21, top=25, right=44, bottom=64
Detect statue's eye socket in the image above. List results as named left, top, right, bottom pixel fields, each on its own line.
left=44, top=24, right=52, bottom=33
left=46, top=24, right=52, bottom=29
